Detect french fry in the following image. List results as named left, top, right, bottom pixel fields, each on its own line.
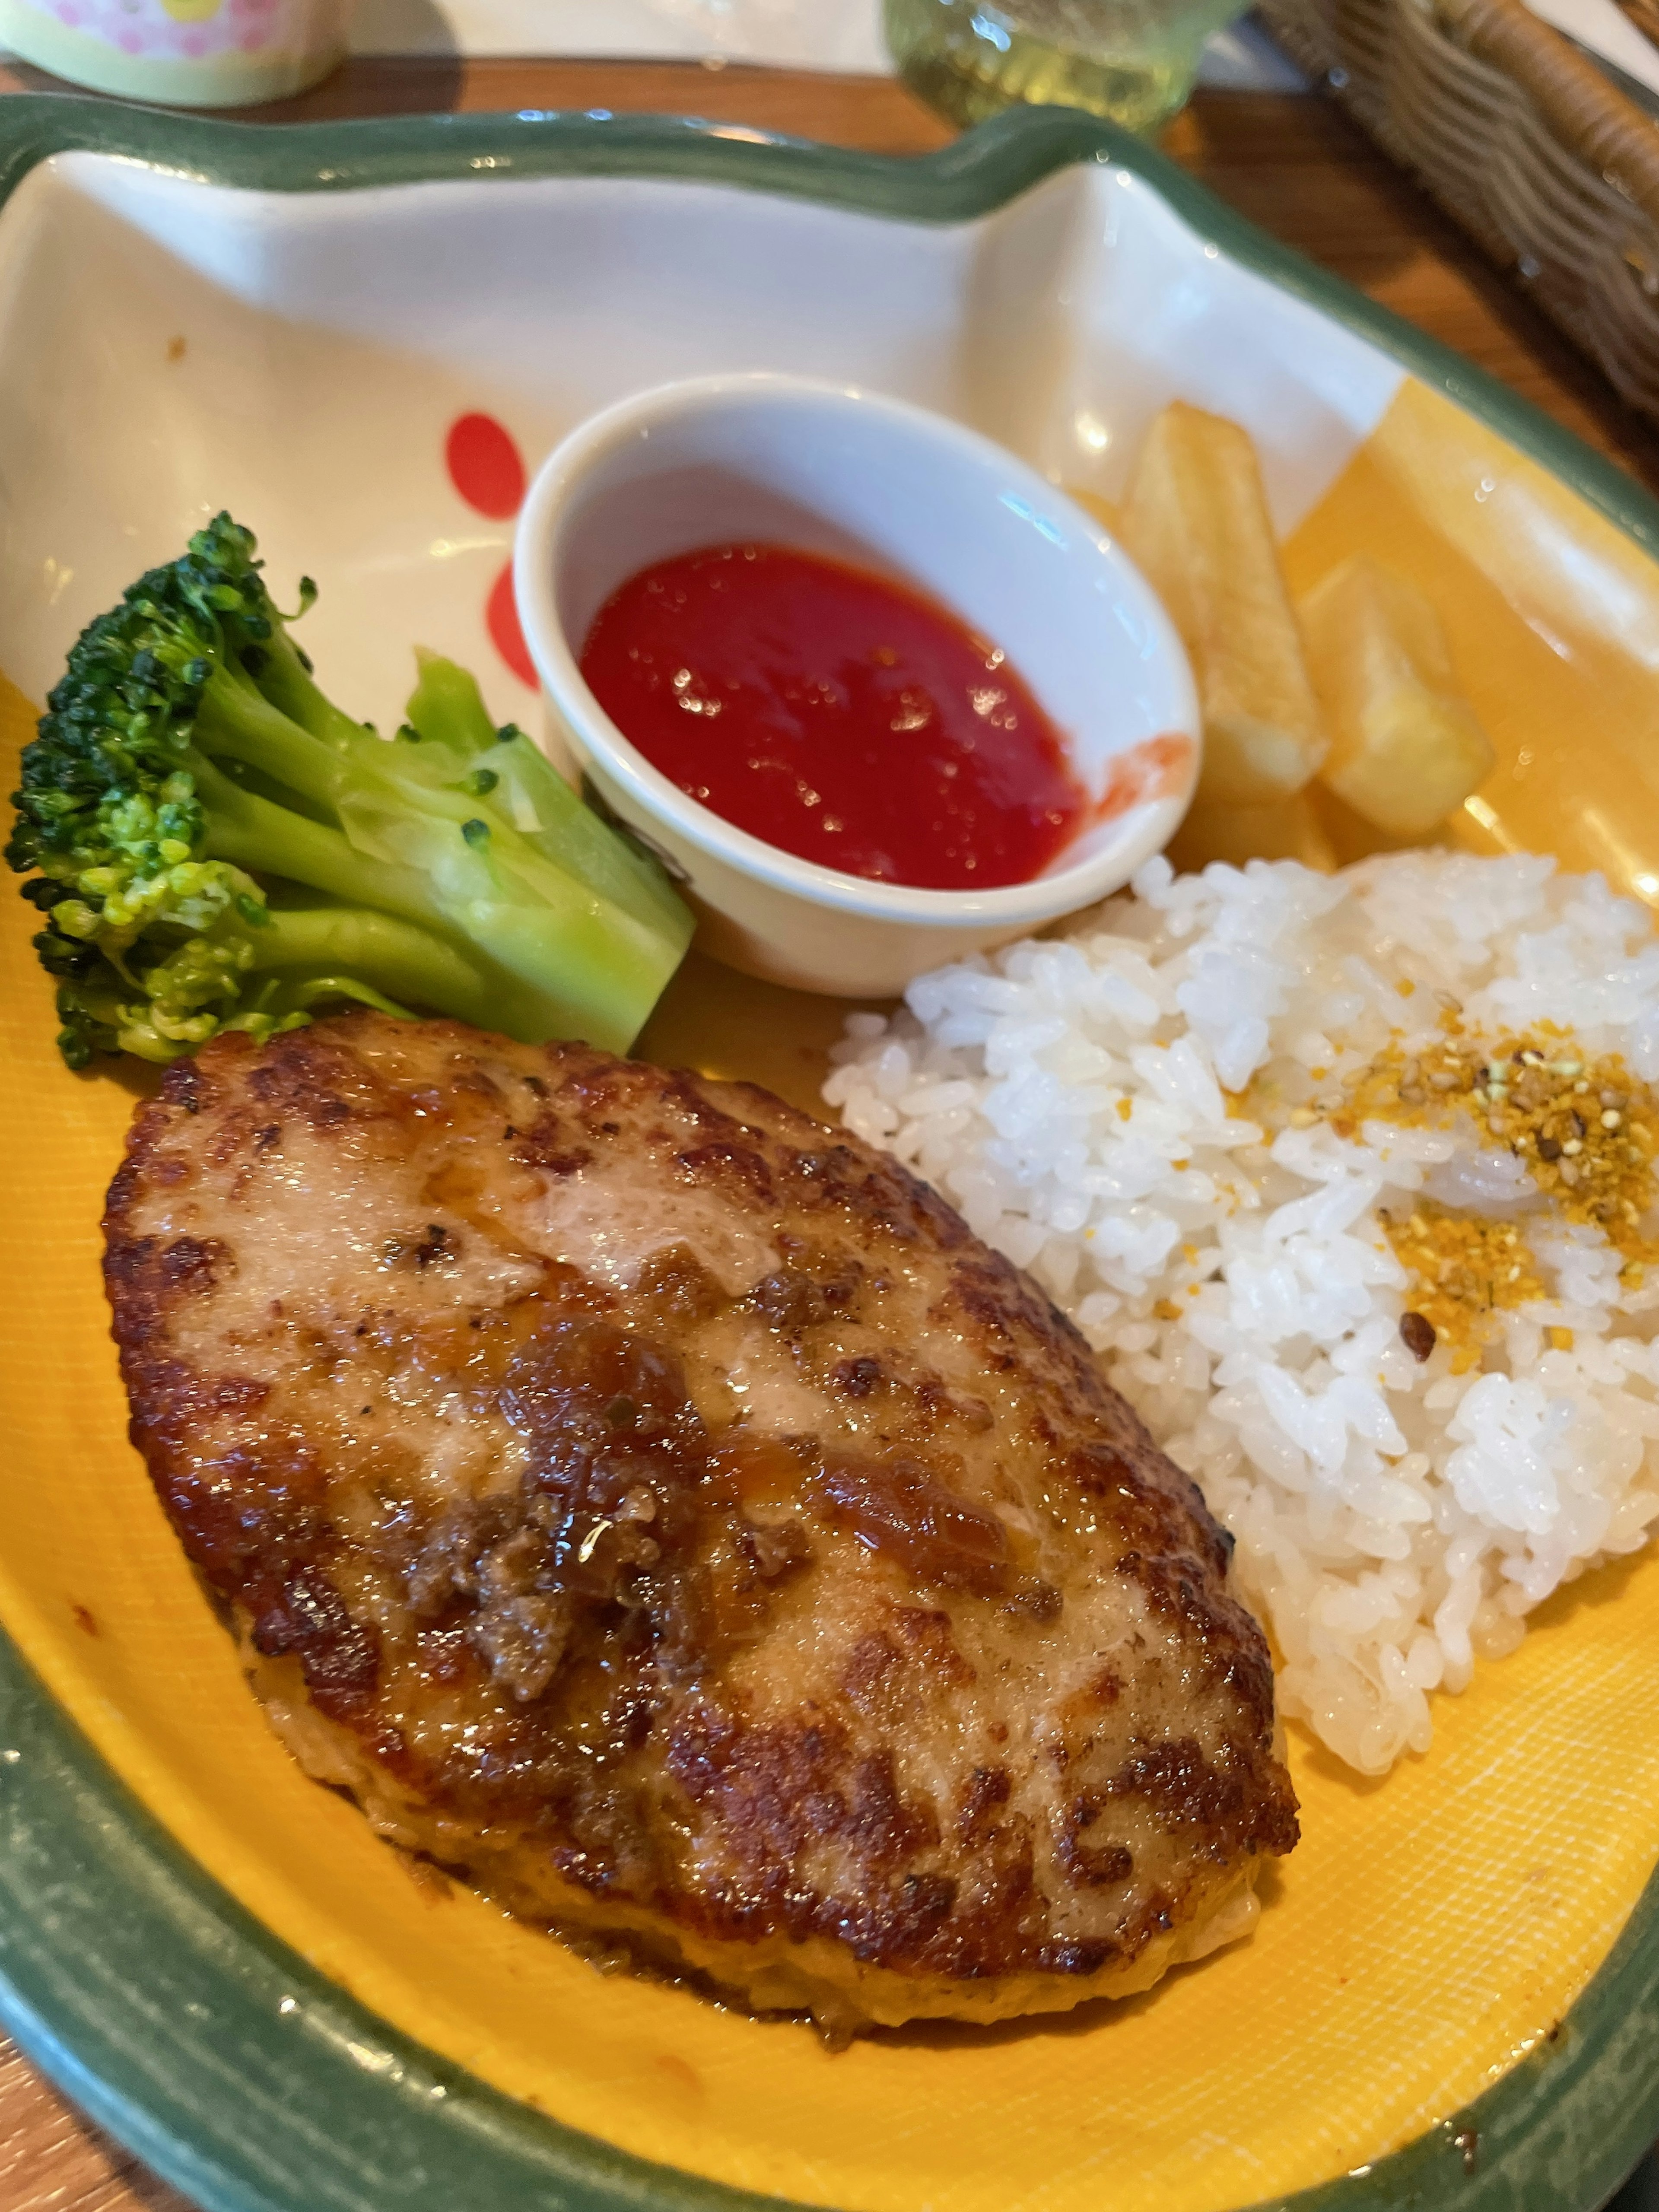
left=1300, top=556, right=1495, bottom=839
left=1122, top=402, right=1326, bottom=806
left=1168, top=791, right=1336, bottom=875
left=1310, top=780, right=1445, bottom=868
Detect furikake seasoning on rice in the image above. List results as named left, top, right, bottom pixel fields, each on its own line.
left=826, top=852, right=1659, bottom=1774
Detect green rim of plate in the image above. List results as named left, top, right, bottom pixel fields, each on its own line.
left=1, top=92, right=1657, bottom=2212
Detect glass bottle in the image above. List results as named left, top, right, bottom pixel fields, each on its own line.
left=885, top=0, right=1249, bottom=134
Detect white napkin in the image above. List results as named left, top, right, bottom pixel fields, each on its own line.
left=346, top=0, right=1308, bottom=84
left=1196, top=14, right=1309, bottom=87
left=348, top=0, right=892, bottom=66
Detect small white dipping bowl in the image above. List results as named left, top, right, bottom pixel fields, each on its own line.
left=514, top=372, right=1199, bottom=998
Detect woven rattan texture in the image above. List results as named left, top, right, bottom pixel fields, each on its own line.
left=1260, top=0, right=1659, bottom=416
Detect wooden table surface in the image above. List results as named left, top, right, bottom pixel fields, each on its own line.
left=1, top=43, right=1657, bottom=2212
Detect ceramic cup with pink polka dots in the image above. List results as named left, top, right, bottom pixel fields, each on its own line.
left=0, top=0, right=349, bottom=104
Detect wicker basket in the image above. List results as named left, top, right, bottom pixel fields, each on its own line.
left=1257, top=0, right=1659, bottom=416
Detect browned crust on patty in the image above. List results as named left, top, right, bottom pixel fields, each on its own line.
left=104, top=1013, right=1296, bottom=2029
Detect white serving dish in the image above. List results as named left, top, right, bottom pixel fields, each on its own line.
left=0, top=133, right=1397, bottom=777
left=3, top=96, right=1659, bottom=2212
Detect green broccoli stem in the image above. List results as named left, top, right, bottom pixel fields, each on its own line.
left=237, top=615, right=376, bottom=754
left=196, top=664, right=503, bottom=832
left=193, top=666, right=357, bottom=822
left=190, top=755, right=452, bottom=930
left=488, top=734, right=690, bottom=940
left=194, top=651, right=692, bottom=1051
left=190, top=758, right=595, bottom=1042
left=238, top=907, right=504, bottom=1022
left=405, top=650, right=501, bottom=756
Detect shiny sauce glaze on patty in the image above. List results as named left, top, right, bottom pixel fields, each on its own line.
left=103, top=1014, right=1297, bottom=2032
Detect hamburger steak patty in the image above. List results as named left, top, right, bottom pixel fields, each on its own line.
left=104, top=1013, right=1297, bottom=2031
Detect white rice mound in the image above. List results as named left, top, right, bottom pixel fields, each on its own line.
left=823, top=852, right=1659, bottom=1774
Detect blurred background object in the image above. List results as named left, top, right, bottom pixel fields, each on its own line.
left=1260, top=0, right=1659, bottom=429
left=0, top=0, right=350, bottom=103
left=884, top=0, right=1255, bottom=129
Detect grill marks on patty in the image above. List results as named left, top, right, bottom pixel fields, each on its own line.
left=102, top=1014, right=1296, bottom=2028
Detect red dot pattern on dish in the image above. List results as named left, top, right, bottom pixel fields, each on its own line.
left=487, top=563, right=537, bottom=690
left=445, top=412, right=528, bottom=521
left=445, top=411, right=535, bottom=691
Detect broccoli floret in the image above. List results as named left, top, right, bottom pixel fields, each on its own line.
left=6, top=514, right=693, bottom=1068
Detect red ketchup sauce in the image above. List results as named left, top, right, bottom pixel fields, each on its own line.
left=578, top=541, right=1087, bottom=890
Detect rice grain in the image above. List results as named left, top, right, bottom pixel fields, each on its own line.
left=825, top=853, right=1659, bottom=1773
